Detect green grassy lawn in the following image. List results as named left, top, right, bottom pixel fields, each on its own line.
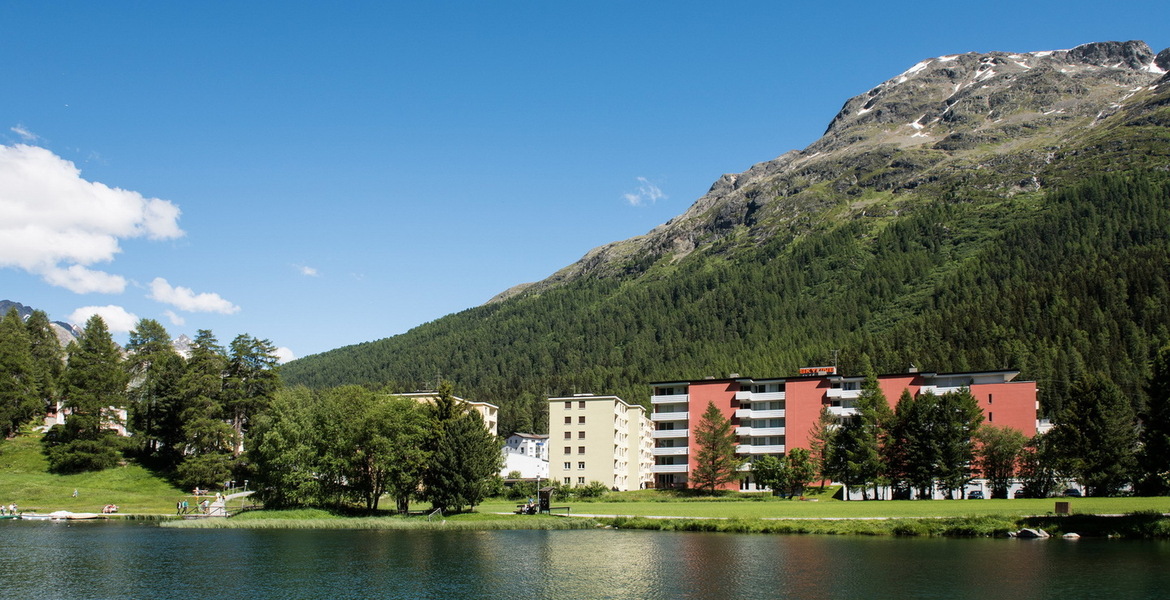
left=0, top=434, right=188, bottom=514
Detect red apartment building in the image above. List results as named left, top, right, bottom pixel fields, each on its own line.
left=650, top=368, right=1039, bottom=491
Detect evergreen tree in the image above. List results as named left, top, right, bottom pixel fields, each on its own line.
left=0, top=308, right=39, bottom=437
left=1138, top=343, right=1170, bottom=495
left=934, top=389, right=984, bottom=498
left=689, top=401, right=741, bottom=493
left=44, top=315, right=128, bottom=473
left=421, top=382, right=503, bottom=512
left=223, top=334, right=280, bottom=450
left=807, top=405, right=836, bottom=489
left=24, top=310, right=63, bottom=417
left=175, top=330, right=237, bottom=489
left=886, top=389, right=938, bottom=499
left=1051, top=374, right=1138, bottom=496
left=125, top=318, right=187, bottom=467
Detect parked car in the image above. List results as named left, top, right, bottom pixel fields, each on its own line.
left=1013, top=489, right=1031, bottom=499
left=967, top=490, right=984, bottom=499
left=1062, top=488, right=1083, bottom=497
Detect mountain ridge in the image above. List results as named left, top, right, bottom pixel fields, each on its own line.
left=489, top=40, right=1170, bottom=304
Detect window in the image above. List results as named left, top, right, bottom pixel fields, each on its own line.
left=563, top=462, right=571, bottom=470
left=579, top=401, right=586, bottom=409
left=564, top=477, right=571, bottom=485
left=577, top=477, right=586, bottom=485
left=578, top=431, right=585, bottom=439
left=564, top=401, right=572, bottom=409
left=563, top=446, right=571, bottom=455
left=578, top=416, right=586, bottom=424
left=988, top=412, right=994, bottom=423
left=578, top=446, right=585, bottom=454
left=988, top=394, right=994, bottom=404
left=578, top=461, right=586, bottom=470
left=563, top=431, right=571, bottom=439
left=564, top=416, right=572, bottom=424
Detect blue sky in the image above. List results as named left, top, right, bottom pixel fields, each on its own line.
left=2, top=2, right=1167, bottom=361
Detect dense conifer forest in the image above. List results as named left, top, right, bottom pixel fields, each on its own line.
left=284, top=171, right=1170, bottom=436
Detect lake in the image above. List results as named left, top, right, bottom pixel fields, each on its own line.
left=2, top=520, right=1168, bottom=599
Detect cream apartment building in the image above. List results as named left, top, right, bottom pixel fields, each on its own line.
left=548, top=394, right=653, bottom=491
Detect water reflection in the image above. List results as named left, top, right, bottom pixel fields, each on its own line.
left=2, top=521, right=1168, bottom=600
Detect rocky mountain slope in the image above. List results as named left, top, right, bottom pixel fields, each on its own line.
left=492, top=40, right=1170, bottom=301
left=284, top=40, right=1170, bottom=434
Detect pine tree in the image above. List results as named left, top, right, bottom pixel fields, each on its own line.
left=690, top=401, right=741, bottom=493
left=44, top=315, right=128, bottom=473
left=24, top=310, right=63, bottom=417
left=934, top=389, right=984, bottom=498
left=1052, top=374, right=1137, bottom=496
left=125, top=318, right=187, bottom=467
left=0, top=308, right=39, bottom=437
left=1138, top=344, right=1170, bottom=495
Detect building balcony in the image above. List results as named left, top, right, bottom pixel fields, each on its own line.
left=735, top=390, right=752, bottom=401
left=826, top=388, right=861, bottom=399
left=739, top=407, right=786, bottom=416
left=651, top=393, right=689, bottom=405
left=828, top=406, right=859, bottom=417
left=650, top=411, right=689, bottom=422
left=652, top=446, right=688, bottom=457
left=652, top=429, right=689, bottom=439
left=736, top=444, right=785, bottom=455
left=919, top=385, right=963, bottom=396
left=736, top=426, right=785, bottom=437
left=652, top=464, right=688, bottom=474
left=751, top=391, right=786, bottom=401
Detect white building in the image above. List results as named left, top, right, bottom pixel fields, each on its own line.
left=504, top=432, right=549, bottom=461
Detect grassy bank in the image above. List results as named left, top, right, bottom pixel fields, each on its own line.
left=0, top=434, right=187, bottom=514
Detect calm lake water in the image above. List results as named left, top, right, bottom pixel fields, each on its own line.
left=2, top=520, right=1168, bottom=599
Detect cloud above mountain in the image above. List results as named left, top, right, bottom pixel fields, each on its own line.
left=0, top=143, right=185, bottom=293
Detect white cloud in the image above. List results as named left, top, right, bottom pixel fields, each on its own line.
left=273, top=346, right=296, bottom=364
left=0, top=144, right=185, bottom=292
left=297, top=264, right=319, bottom=277
left=42, top=265, right=127, bottom=294
left=148, top=277, right=240, bottom=314
left=68, top=305, right=139, bottom=334
left=163, top=310, right=186, bottom=326
left=10, top=125, right=39, bottom=142
left=622, top=177, right=666, bottom=206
